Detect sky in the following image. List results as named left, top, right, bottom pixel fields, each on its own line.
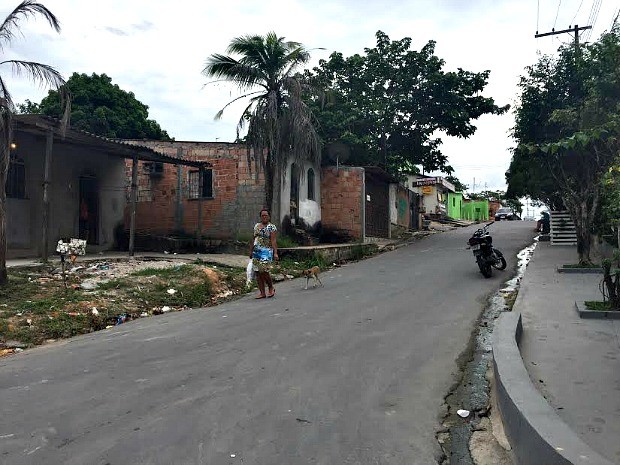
left=3, top=0, right=618, bottom=195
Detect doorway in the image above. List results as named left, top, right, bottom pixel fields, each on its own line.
left=290, top=163, right=300, bottom=225
left=79, top=176, right=99, bottom=244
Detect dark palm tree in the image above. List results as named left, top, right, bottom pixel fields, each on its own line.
left=202, top=32, right=321, bottom=226
left=0, top=0, right=70, bottom=284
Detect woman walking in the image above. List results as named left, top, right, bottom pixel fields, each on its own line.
left=250, top=209, right=279, bottom=299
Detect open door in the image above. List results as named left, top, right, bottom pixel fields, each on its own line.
left=79, top=176, right=99, bottom=244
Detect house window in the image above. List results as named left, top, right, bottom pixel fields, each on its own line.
left=6, top=155, right=25, bottom=199
left=307, top=168, right=315, bottom=200
left=188, top=169, right=213, bottom=199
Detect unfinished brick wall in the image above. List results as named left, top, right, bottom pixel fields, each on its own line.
left=123, top=141, right=265, bottom=239
left=320, top=166, right=364, bottom=240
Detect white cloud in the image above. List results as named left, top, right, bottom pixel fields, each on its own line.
left=2, top=0, right=617, bottom=190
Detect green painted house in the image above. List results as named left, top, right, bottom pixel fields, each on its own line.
left=462, top=200, right=489, bottom=221
left=447, top=192, right=464, bottom=219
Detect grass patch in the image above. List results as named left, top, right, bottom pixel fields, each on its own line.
left=0, top=263, right=231, bottom=350
left=131, top=264, right=195, bottom=278
left=277, top=235, right=301, bottom=248
left=277, top=252, right=329, bottom=274
left=584, top=301, right=618, bottom=311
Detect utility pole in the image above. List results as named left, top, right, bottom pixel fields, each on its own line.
left=535, top=24, right=592, bottom=52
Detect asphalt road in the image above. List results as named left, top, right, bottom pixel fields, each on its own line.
left=0, top=221, right=536, bottom=465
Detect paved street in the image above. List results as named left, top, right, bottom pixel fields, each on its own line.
left=0, top=222, right=535, bottom=465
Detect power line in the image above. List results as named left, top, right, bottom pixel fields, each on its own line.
left=553, top=0, right=563, bottom=30
left=583, top=0, right=602, bottom=41
left=589, top=0, right=603, bottom=37
left=571, top=0, right=585, bottom=25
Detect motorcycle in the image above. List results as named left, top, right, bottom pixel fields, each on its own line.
left=467, top=221, right=507, bottom=278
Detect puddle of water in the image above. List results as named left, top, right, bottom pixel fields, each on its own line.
left=437, top=238, right=538, bottom=464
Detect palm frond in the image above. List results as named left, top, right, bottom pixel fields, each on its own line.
left=0, top=60, right=65, bottom=89
left=0, top=75, right=14, bottom=112
left=0, top=76, right=13, bottom=178
left=0, top=1, right=60, bottom=48
left=203, top=54, right=266, bottom=90
left=203, top=32, right=321, bottom=190
left=214, top=90, right=263, bottom=120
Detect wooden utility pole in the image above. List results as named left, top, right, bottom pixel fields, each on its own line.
left=535, top=24, right=592, bottom=52
left=128, top=155, right=138, bottom=257
left=175, top=147, right=184, bottom=232
left=41, top=129, right=53, bottom=262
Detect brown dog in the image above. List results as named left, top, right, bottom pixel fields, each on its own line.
left=302, top=266, right=323, bottom=290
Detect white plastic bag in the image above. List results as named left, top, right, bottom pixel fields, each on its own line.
left=246, top=259, right=255, bottom=286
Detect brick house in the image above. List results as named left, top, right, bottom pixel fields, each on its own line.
left=121, top=141, right=322, bottom=240
left=7, top=115, right=204, bottom=259
left=321, top=166, right=397, bottom=240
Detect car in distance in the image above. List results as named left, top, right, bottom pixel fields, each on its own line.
left=494, top=207, right=520, bottom=221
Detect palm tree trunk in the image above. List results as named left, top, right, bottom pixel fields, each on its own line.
left=265, top=162, right=274, bottom=217
left=0, top=146, right=8, bottom=285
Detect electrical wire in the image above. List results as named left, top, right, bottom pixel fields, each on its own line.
left=589, top=0, right=603, bottom=36
left=571, top=0, right=585, bottom=25
left=583, top=0, right=603, bottom=41
left=553, top=0, right=563, bottom=29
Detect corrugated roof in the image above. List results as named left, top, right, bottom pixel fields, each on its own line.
left=14, top=114, right=210, bottom=168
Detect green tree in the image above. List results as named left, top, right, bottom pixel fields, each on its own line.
left=469, top=189, right=523, bottom=214
left=16, top=98, right=40, bottom=113
left=445, top=175, right=468, bottom=192
left=33, top=72, right=171, bottom=140
left=202, top=32, right=321, bottom=225
left=0, top=1, right=69, bottom=285
left=507, top=28, right=620, bottom=263
left=304, top=31, right=507, bottom=175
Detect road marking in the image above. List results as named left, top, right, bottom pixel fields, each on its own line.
left=0, top=434, right=14, bottom=439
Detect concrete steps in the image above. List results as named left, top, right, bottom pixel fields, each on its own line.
left=550, top=211, right=577, bottom=246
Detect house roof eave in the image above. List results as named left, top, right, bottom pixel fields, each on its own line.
left=14, top=114, right=210, bottom=168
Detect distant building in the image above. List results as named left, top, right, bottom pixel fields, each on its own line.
left=407, top=175, right=456, bottom=216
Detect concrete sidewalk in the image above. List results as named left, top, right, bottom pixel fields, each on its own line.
left=515, top=242, right=620, bottom=463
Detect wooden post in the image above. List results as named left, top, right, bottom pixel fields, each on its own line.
left=128, top=155, right=138, bottom=256
left=197, top=166, right=203, bottom=239
left=175, top=148, right=183, bottom=232
left=41, top=129, right=53, bottom=262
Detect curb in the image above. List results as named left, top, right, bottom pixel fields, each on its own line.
left=557, top=267, right=603, bottom=274
left=575, top=301, right=620, bottom=319
left=493, top=312, right=614, bottom=465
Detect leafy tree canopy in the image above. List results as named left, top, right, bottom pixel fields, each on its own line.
left=304, top=31, right=507, bottom=176
left=444, top=175, right=468, bottom=192
left=22, top=72, right=171, bottom=140
left=468, top=189, right=523, bottom=213
left=506, top=27, right=620, bottom=263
